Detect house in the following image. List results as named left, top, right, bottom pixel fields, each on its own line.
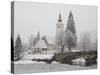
left=31, top=35, right=56, bottom=54
left=33, top=39, right=48, bottom=53
left=42, top=36, right=56, bottom=51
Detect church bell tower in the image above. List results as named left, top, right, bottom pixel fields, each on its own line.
left=56, top=13, right=64, bottom=52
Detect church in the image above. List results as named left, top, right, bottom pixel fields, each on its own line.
left=32, top=11, right=76, bottom=53
left=56, top=11, right=77, bottom=52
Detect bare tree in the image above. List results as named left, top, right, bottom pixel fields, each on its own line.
left=80, top=32, right=91, bottom=51
left=22, top=42, right=29, bottom=50
left=29, top=34, right=35, bottom=49
left=93, top=39, right=97, bottom=50
left=95, top=39, right=97, bottom=50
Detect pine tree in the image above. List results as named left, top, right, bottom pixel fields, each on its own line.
left=35, top=32, right=40, bottom=43
left=65, top=11, right=77, bottom=51
left=37, top=32, right=40, bottom=40
left=15, top=35, right=22, bottom=60
left=66, top=11, right=76, bottom=34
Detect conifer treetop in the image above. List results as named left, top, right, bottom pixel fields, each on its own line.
left=66, top=11, right=76, bottom=34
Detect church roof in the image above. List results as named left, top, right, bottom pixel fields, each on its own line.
left=58, top=12, right=62, bottom=22
left=45, top=36, right=55, bottom=44
left=34, top=39, right=47, bottom=48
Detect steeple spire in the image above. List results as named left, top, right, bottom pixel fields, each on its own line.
left=58, top=12, right=62, bottom=22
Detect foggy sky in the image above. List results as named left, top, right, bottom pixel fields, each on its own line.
left=14, top=1, right=97, bottom=43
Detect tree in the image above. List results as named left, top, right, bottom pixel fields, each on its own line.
left=22, top=42, right=29, bottom=51
left=94, top=39, right=97, bottom=50
left=41, top=35, right=48, bottom=45
left=15, top=35, right=22, bottom=60
left=35, top=32, right=40, bottom=43
left=80, top=33, right=91, bottom=51
left=29, top=34, right=35, bottom=49
left=64, top=30, right=76, bottom=51
left=33, top=37, right=36, bottom=46
left=66, top=11, right=76, bottom=34
left=65, top=11, right=77, bottom=52
left=37, top=32, right=40, bottom=40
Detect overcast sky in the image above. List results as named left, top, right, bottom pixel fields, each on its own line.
left=14, top=1, right=97, bottom=43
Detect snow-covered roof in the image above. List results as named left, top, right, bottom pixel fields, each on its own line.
left=34, top=39, right=47, bottom=48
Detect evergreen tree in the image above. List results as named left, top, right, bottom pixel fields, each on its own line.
left=15, top=35, right=22, bottom=59
left=37, top=32, right=40, bottom=40
left=35, top=32, right=40, bottom=43
left=33, top=37, right=36, bottom=46
left=66, top=11, right=76, bottom=34
left=65, top=11, right=77, bottom=51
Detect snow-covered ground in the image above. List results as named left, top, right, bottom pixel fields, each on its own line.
left=63, top=49, right=81, bottom=52
left=72, top=57, right=86, bottom=65
left=52, top=61, right=60, bottom=64
left=14, top=60, right=60, bottom=64
left=23, top=54, right=54, bottom=60
left=13, top=51, right=97, bottom=74
left=14, top=53, right=54, bottom=64
left=14, top=60, right=46, bottom=64
left=14, top=64, right=97, bottom=74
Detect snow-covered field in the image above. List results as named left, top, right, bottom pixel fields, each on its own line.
left=14, top=64, right=97, bottom=74
left=14, top=54, right=54, bottom=64
left=14, top=60, right=60, bottom=64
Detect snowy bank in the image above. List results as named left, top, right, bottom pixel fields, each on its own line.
left=14, top=60, right=46, bottom=64
left=23, top=54, right=54, bottom=60
left=72, top=57, right=85, bottom=65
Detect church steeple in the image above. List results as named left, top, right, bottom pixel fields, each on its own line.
left=56, top=12, right=64, bottom=52
left=58, top=12, right=62, bottom=22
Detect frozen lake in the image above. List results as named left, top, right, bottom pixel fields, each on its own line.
left=14, top=64, right=97, bottom=74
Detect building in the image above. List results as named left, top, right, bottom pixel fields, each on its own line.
left=33, top=39, right=48, bottom=53
left=56, top=13, right=64, bottom=52
left=33, top=13, right=64, bottom=53
left=32, top=35, right=56, bottom=54
left=42, top=36, right=56, bottom=51
left=32, top=12, right=76, bottom=53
